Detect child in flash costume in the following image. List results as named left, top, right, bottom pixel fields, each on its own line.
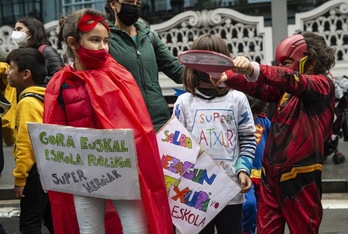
left=220, top=32, right=336, bottom=234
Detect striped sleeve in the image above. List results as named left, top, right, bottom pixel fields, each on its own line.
left=236, top=133, right=256, bottom=175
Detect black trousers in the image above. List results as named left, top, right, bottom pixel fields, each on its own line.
left=19, top=164, right=54, bottom=234
left=0, top=224, right=6, bottom=234
left=199, top=204, right=243, bottom=234
left=0, top=118, right=4, bottom=175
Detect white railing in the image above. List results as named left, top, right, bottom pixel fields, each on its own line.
left=289, top=0, right=348, bottom=77
left=0, top=0, right=347, bottom=95
left=149, top=8, right=272, bottom=95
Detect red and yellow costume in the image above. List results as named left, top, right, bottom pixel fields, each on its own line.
left=225, top=64, right=335, bottom=233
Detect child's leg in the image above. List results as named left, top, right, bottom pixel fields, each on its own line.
left=198, top=220, right=216, bottom=234
left=42, top=200, right=54, bottom=233
left=74, top=195, right=106, bottom=234
left=0, top=121, right=4, bottom=175
left=282, top=179, right=322, bottom=234
left=215, top=204, right=243, bottom=234
left=0, top=224, right=5, bottom=234
left=19, top=165, right=51, bottom=234
left=112, top=200, right=149, bottom=233
left=257, top=181, right=285, bottom=234
left=243, top=185, right=257, bottom=233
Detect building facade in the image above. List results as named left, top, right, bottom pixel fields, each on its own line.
left=0, top=0, right=329, bottom=27
left=0, top=0, right=346, bottom=100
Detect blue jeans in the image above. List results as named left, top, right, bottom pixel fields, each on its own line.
left=243, top=185, right=257, bottom=234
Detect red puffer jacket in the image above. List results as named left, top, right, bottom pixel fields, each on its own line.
left=50, top=75, right=97, bottom=128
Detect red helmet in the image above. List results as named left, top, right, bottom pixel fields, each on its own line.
left=275, top=34, right=308, bottom=73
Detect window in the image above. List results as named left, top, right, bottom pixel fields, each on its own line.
left=0, top=0, right=43, bottom=26
left=61, top=0, right=105, bottom=15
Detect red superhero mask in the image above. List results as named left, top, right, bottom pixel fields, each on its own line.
left=275, top=34, right=308, bottom=73
left=77, top=14, right=110, bottom=33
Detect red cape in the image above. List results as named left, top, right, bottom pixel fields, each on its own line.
left=43, top=56, right=173, bottom=234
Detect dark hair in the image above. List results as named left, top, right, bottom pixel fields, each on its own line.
left=184, top=34, right=230, bottom=95
left=104, top=0, right=115, bottom=21
left=104, top=0, right=142, bottom=21
left=16, top=17, right=49, bottom=48
left=299, top=31, right=336, bottom=75
left=246, top=94, right=267, bottom=116
left=58, top=8, right=107, bottom=60
left=7, top=48, right=47, bottom=85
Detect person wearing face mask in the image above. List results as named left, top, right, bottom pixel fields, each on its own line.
left=11, top=17, right=64, bottom=84
left=43, top=8, right=173, bottom=234
left=104, top=0, right=184, bottom=132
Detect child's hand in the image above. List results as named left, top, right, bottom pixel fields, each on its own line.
left=232, top=56, right=254, bottom=76
left=212, top=56, right=254, bottom=87
left=238, top=171, right=252, bottom=193
left=14, top=185, right=25, bottom=199
left=211, top=72, right=228, bottom=87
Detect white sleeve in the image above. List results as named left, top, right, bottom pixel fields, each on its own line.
left=244, top=61, right=260, bottom=82
left=172, top=96, right=187, bottom=127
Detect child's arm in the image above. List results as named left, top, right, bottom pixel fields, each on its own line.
left=227, top=56, right=334, bottom=104
left=212, top=57, right=284, bottom=102
left=172, top=95, right=187, bottom=127
left=235, top=94, right=257, bottom=193
left=13, top=98, right=42, bottom=198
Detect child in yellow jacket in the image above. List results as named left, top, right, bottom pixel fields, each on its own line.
left=6, top=47, right=53, bottom=234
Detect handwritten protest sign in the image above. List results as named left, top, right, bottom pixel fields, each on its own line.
left=157, top=118, right=241, bottom=233
left=169, top=151, right=240, bottom=233
left=156, top=117, right=202, bottom=191
left=27, top=123, right=140, bottom=200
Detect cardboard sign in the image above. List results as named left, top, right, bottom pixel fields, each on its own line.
left=156, top=117, right=202, bottom=191
left=168, top=152, right=241, bottom=233
left=27, top=123, right=140, bottom=200
left=157, top=117, right=241, bottom=233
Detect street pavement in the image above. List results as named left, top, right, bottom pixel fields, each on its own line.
left=0, top=139, right=348, bottom=234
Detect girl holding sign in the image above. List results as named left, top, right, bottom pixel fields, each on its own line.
left=173, top=34, right=257, bottom=234
left=43, top=8, right=172, bottom=234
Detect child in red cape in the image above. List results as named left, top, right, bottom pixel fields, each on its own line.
left=43, top=8, right=172, bottom=234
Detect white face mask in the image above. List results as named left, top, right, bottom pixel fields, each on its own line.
left=11, top=31, right=27, bottom=47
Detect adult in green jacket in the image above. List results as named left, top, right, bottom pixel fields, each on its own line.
left=105, top=0, right=183, bottom=132
left=0, top=50, right=8, bottom=62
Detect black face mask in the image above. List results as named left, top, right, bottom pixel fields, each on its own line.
left=194, top=70, right=211, bottom=83
left=117, top=3, right=140, bottom=26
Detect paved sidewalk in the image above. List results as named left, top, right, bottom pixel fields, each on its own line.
left=321, top=138, right=348, bottom=193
